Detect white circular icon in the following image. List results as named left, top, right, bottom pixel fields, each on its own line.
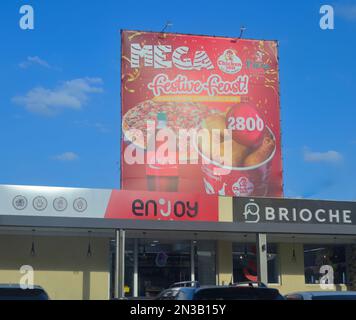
left=73, top=198, right=87, bottom=213
left=33, top=196, right=48, bottom=211
left=53, top=197, right=68, bottom=212
left=13, top=195, right=28, bottom=210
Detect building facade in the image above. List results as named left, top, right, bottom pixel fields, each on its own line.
left=0, top=185, right=355, bottom=299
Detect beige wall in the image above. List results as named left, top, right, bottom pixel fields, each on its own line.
left=216, top=240, right=233, bottom=285
left=270, top=243, right=347, bottom=294
left=0, top=235, right=110, bottom=300
left=218, top=197, right=233, bottom=222
left=215, top=240, right=348, bottom=294
left=0, top=233, right=349, bottom=299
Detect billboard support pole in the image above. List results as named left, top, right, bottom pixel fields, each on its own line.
left=115, top=229, right=126, bottom=299
left=160, top=21, right=173, bottom=34
left=256, top=233, right=268, bottom=285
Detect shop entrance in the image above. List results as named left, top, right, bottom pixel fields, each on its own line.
left=137, top=238, right=191, bottom=297
left=109, top=232, right=218, bottom=298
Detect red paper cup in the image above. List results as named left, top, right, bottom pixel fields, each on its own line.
left=196, top=127, right=276, bottom=197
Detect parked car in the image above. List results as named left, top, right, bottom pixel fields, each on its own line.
left=285, top=291, right=356, bottom=300
left=156, top=281, right=284, bottom=300
left=0, top=284, right=49, bottom=300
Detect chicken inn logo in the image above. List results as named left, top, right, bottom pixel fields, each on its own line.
left=218, top=50, right=243, bottom=74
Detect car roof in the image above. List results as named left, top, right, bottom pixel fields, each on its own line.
left=288, top=291, right=356, bottom=297
left=0, top=284, right=44, bottom=290
left=175, top=285, right=278, bottom=293
left=168, top=285, right=219, bottom=290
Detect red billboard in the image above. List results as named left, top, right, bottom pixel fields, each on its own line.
left=121, top=30, right=283, bottom=197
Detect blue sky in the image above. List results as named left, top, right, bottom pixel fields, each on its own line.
left=0, top=0, right=355, bottom=201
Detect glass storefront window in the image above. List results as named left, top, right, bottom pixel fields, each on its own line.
left=113, top=238, right=217, bottom=298
left=195, top=241, right=216, bottom=286
left=232, top=243, right=279, bottom=284
left=304, top=244, right=347, bottom=284
left=138, top=239, right=191, bottom=297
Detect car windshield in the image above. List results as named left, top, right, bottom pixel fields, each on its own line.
left=0, top=288, right=48, bottom=300
left=194, top=287, right=282, bottom=300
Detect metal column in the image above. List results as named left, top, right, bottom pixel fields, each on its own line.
left=114, top=229, right=125, bottom=299
left=190, top=240, right=196, bottom=282
left=256, top=233, right=268, bottom=285
left=133, top=238, right=139, bottom=297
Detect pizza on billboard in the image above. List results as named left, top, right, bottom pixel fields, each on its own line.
left=121, top=30, right=283, bottom=197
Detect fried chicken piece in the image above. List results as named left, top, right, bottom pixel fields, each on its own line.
left=199, top=134, right=249, bottom=167
left=215, top=139, right=250, bottom=167
left=243, top=131, right=275, bottom=167
left=203, top=114, right=227, bottom=137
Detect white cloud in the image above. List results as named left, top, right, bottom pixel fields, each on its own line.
left=12, top=78, right=103, bottom=116
left=51, top=152, right=79, bottom=162
left=74, top=120, right=110, bottom=133
left=19, top=56, right=51, bottom=69
left=303, top=148, right=343, bottom=164
left=93, top=122, right=110, bottom=133
left=336, top=4, right=356, bottom=21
